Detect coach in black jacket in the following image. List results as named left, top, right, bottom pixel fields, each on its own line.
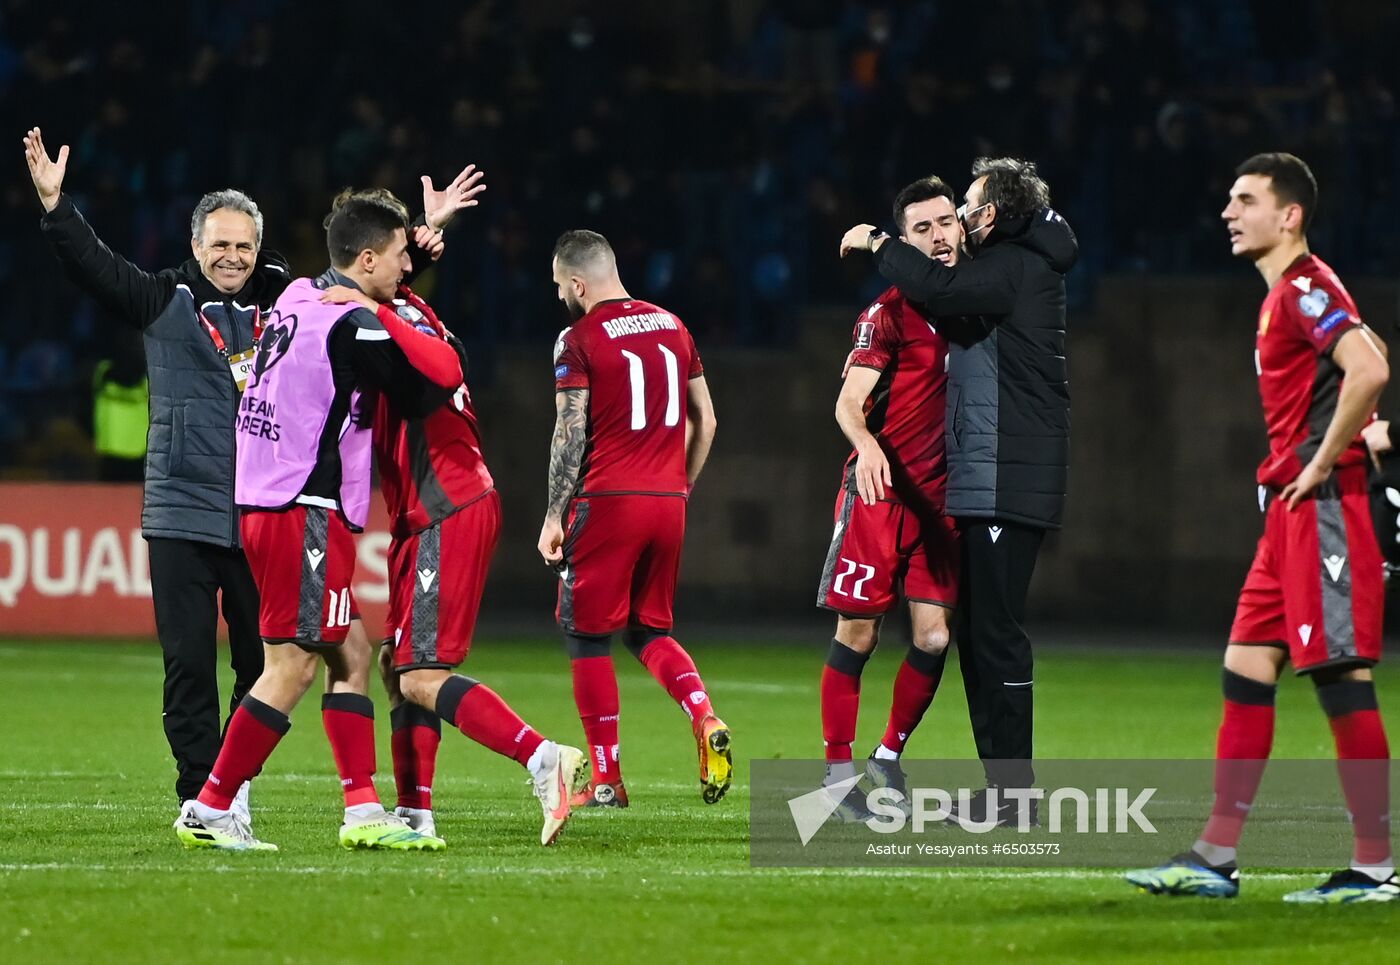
left=25, top=129, right=289, bottom=811
left=24, top=128, right=470, bottom=814
left=842, top=157, right=1077, bottom=803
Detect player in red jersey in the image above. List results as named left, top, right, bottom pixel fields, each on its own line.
left=324, top=276, right=587, bottom=848
left=1128, top=153, right=1397, bottom=903
left=815, top=176, right=963, bottom=817
left=537, top=229, right=730, bottom=808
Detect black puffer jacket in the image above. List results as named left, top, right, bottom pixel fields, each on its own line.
left=873, top=209, right=1078, bottom=528
left=41, top=194, right=291, bottom=547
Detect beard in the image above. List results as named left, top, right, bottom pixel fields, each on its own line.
left=563, top=291, right=587, bottom=321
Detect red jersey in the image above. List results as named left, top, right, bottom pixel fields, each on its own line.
left=842, top=287, right=949, bottom=513
left=1254, top=254, right=1368, bottom=488
left=553, top=298, right=703, bottom=496
left=372, top=301, right=493, bottom=538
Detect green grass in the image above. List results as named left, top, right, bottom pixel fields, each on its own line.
left=0, top=637, right=1394, bottom=963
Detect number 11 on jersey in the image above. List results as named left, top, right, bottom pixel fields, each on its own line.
left=621, top=345, right=680, bottom=431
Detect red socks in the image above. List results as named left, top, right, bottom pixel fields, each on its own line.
left=197, top=696, right=290, bottom=810
left=636, top=636, right=714, bottom=726
left=1201, top=670, right=1276, bottom=850
left=390, top=702, right=441, bottom=811
left=322, top=693, right=380, bottom=808
left=1318, top=680, right=1392, bottom=868
left=881, top=646, right=947, bottom=754
left=435, top=674, right=544, bottom=767
left=821, top=639, right=869, bottom=762
left=571, top=655, right=621, bottom=784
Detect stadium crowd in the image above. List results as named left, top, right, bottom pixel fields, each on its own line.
left=2, top=0, right=1398, bottom=477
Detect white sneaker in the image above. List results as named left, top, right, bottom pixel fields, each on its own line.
left=173, top=800, right=277, bottom=851
left=231, top=781, right=252, bottom=828
left=393, top=806, right=438, bottom=841
left=530, top=742, right=585, bottom=846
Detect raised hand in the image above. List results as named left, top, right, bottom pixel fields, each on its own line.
left=422, top=164, right=486, bottom=231
left=22, top=127, right=68, bottom=213
left=839, top=223, right=879, bottom=258
left=412, top=224, right=445, bottom=262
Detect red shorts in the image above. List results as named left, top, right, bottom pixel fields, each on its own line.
left=241, top=504, right=357, bottom=646
left=816, top=487, right=960, bottom=616
left=1229, top=467, right=1383, bottom=673
left=557, top=494, right=685, bottom=635
left=386, top=490, right=500, bottom=671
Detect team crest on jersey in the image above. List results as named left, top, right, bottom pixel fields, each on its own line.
left=1297, top=287, right=1331, bottom=318
left=855, top=321, right=875, bottom=350
left=249, top=309, right=296, bottom=388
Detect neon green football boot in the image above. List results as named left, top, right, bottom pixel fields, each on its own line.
left=339, top=809, right=445, bottom=851
left=174, top=801, right=278, bottom=852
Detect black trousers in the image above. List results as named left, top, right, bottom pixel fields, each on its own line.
left=147, top=538, right=264, bottom=802
left=954, top=519, right=1045, bottom=789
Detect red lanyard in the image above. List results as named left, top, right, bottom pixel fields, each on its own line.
left=198, top=307, right=263, bottom=357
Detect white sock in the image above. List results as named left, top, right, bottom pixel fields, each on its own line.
left=1351, top=860, right=1395, bottom=882
left=825, top=761, right=857, bottom=786
left=1192, top=839, right=1237, bottom=867
left=191, top=800, right=230, bottom=823
left=345, top=802, right=386, bottom=821
left=874, top=744, right=900, bottom=761
left=395, top=805, right=432, bottom=818
left=526, top=740, right=556, bottom=780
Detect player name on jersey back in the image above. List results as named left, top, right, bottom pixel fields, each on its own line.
left=601, top=312, right=679, bottom=339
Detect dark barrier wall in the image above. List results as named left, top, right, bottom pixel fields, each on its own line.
left=474, top=274, right=1400, bottom=631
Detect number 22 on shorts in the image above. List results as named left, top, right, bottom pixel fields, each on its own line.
left=832, top=557, right=875, bottom=601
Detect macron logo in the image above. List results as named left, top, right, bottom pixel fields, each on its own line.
left=418, top=568, right=437, bottom=592
left=787, top=775, right=862, bottom=846
left=306, top=548, right=325, bottom=572
left=989, top=526, right=1003, bottom=543
left=1323, top=555, right=1346, bottom=582
left=1291, top=276, right=1312, bottom=293
left=1298, top=624, right=1313, bottom=647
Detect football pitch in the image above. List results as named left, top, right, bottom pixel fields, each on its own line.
left=1, top=636, right=1394, bottom=963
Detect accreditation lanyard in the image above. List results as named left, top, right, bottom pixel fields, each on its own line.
left=199, top=306, right=263, bottom=393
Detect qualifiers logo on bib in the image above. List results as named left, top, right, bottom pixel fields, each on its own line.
left=249, top=309, right=297, bottom=389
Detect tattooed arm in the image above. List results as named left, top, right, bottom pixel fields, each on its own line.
left=537, top=387, right=589, bottom=563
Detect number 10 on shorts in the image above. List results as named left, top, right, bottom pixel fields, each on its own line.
left=833, top=557, right=875, bottom=601
left=326, top=588, right=353, bottom=629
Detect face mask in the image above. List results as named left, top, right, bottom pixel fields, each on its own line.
left=958, top=202, right=994, bottom=237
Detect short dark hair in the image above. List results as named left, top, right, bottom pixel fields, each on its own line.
left=553, top=229, right=616, bottom=275
left=324, top=188, right=410, bottom=268
left=971, top=157, right=1051, bottom=220
left=1235, top=152, right=1318, bottom=232
left=892, top=175, right=956, bottom=234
